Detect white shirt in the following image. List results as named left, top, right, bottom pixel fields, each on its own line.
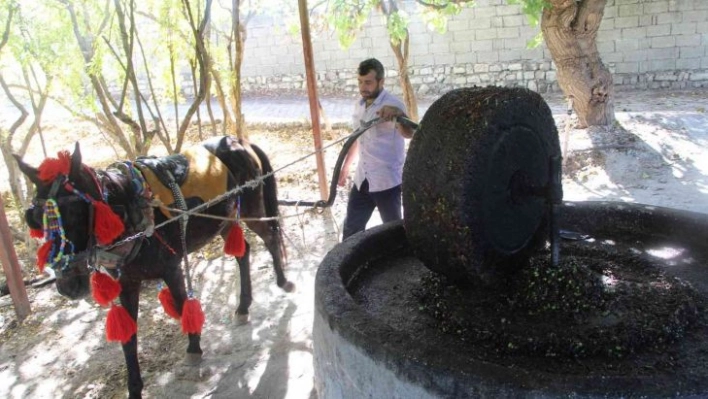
left=351, top=89, right=407, bottom=192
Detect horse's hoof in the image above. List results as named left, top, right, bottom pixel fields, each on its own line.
left=236, top=313, right=250, bottom=325
left=184, top=353, right=202, bottom=366
left=281, top=281, right=296, bottom=293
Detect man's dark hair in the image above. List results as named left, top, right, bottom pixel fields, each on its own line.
left=358, top=58, right=385, bottom=80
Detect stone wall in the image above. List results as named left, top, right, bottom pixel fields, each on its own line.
left=231, top=0, right=708, bottom=96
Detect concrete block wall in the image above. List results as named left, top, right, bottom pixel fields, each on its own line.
left=227, top=0, right=708, bottom=96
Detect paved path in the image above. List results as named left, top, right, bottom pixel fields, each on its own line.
left=239, top=94, right=430, bottom=124
left=235, top=89, right=699, bottom=125
left=239, top=92, right=555, bottom=124
left=6, top=89, right=700, bottom=128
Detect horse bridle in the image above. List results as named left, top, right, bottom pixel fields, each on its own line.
left=35, top=172, right=105, bottom=277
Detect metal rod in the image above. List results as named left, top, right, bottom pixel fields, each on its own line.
left=298, top=0, right=328, bottom=202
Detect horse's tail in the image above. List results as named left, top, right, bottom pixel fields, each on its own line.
left=249, top=143, right=279, bottom=219
left=249, top=142, right=287, bottom=260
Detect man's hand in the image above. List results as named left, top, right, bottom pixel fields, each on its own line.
left=377, top=105, right=415, bottom=138
left=376, top=105, right=404, bottom=121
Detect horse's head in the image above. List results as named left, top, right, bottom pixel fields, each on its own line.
left=14, top=143, right=124, bottom=300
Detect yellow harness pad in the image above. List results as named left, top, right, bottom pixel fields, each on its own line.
left=139, top=146, right=229, bottom=218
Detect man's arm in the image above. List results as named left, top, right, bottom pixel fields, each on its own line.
left=338, top=140, right=359, bottom=187
left=377, top=105, right=414, bottom=138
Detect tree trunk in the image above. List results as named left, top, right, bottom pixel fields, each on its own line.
left=210, top=66, right=235, bottom=136
left=0, top=74, right=30, bottom=216
left=176, top=0, right=212, bottom=153
left=204, top=69, right=218, bottom=136
left=190, top=59, right=204, bottom=141
left=229, top=0, right=246, bottom=140
left=542, top=0, right=613, bottom=128
left=113, top=0, right=151, bottom=155
left=390, top=35, right=419, bottom=122
left=381, top=0, right=418, bottom=121
left=61, top=0, right=135, bottom=158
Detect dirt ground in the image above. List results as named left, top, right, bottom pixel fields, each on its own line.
left=1, top=88, right=707, bottom=399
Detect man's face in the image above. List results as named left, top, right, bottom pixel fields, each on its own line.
left=358, top=70, right=383, bottom=101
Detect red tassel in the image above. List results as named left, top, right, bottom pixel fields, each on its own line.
left=158, top=287, right=180, bottom=319
left=30, top=229, right=44, bottom=239
left=36, top=241, right=52, bottom=273
left=181, top=298, right=205, bottom=334
left=93, top=201, right=125, bottom=245
left=224, top=223, right=246, bottom=257
left=91, top=271, right=122, bottom=306
left=105, top=304, right=137, bottom=344
left=38, top=150, right=71, bottom=183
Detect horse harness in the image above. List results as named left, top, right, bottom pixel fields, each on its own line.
left=96, top=158, right=196, bottom=273
left=99, top=162, right=156, bottom=268
left=133, top=157, right=196, bottom=292
left=40, top=142, right=241, bottom=277
left=38, top=164, right=153, bottom=277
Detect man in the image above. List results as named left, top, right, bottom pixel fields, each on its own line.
left=338, top=58, right=414, bottom=240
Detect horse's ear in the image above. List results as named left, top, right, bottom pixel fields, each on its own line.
left=69, top=142, right=83, bottom=182
left=13, top=153, right=42, bottom=186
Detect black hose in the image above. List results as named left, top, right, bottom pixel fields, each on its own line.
left=278, top=116, right=419, bottom=208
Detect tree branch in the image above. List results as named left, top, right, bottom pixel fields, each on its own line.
left=176, top=0, right=212, bottom=151
left=135, top=30, right=171, bottom=152
left=414, top=0, right=449, bottom=10
left=0, top=74, right=29, bottom=141
left=0, top=3, right=15, bottom=52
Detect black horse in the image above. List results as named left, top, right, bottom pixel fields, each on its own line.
left=15, top=136, right=294, bottom=399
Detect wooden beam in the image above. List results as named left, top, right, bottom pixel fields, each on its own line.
left=0, top=195, right=30, bottom=320
left=298, top=0, right=328, bottom=201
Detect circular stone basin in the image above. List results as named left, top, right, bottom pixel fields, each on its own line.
left=313, top=201, right=708, bottom=398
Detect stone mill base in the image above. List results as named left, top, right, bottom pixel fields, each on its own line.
left=313, top=201, right=708, bottom=398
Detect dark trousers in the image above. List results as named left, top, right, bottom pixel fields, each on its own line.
left=342, top=179, right=402, bottom=240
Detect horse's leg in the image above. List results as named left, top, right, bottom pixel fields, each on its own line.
left=162, top=265, right=202, bottom=365
left=235, top=241, right=252, bottom=324
left=119, top=282, right=144, bottom=399
left=244, top=220, right=295, bottom=292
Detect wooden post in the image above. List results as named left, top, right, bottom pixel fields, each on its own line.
left=298, top=0, right=328, bottom=201
left=0, top=195, right=31, bottom=320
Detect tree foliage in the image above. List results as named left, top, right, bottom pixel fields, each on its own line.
left=0, top=0, right=287, bottom=160
left=419, top=1, right=465, bottom=34
left=321, top=0, right=475, bottom=120
left=327, top=0, right=376, bottom=49
left=504, top=0, right=548, bottom=48
left=506, top=0, right=548, bottom=27
left=0, top=0, right=288, bottom=235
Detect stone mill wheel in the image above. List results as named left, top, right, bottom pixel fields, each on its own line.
left=402, top=86, right=562, bottom=284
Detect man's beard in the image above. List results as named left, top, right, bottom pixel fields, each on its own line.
left=361, top=86, right=382, bottom=101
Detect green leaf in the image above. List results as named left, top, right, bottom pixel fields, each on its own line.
left=526, top=30, right=544, bottom=49
left=505, top=0, right=549, bottom=27
left=419, top=1, right=467, bottom=34
left=326, top=0, right=375, bottom=49
left=386, top=10, right=410, bottom=46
